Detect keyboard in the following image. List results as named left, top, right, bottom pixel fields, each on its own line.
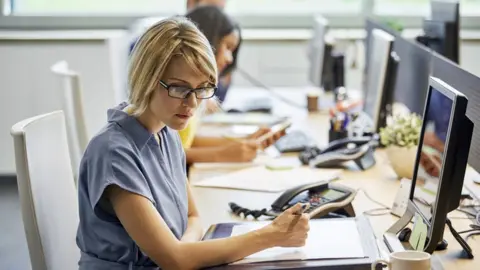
left=274, top=130, right=316, bottom=153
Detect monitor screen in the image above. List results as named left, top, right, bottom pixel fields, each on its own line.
left=363, top=29, right=394, bottom=129
left=411, top=86, right=453, bottom=220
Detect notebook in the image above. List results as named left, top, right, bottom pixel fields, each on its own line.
left=229, top=219, right=366, bottom=264
left=191, top=166, right=342, bottom=193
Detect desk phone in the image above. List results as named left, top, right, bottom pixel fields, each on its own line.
left=229, top=181, right=357, bottom=219
left=299, top=136, right=377, bottom=170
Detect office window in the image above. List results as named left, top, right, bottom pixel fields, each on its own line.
left=10, top=0, right=362, bottom=15
left=225, top=0, right=362, bottom=15
left=10, top=0, right=185, bottom=14
left=461, top=0, right=480, bottom=16
left=374, top=0, right=480, bottom=16
left=374, top=0, right=430, bottom=16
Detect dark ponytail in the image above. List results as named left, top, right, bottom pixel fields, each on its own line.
left=185, top=5, right=235, bottom=52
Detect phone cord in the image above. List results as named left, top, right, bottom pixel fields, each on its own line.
left=228, top=202, right=269, bottom=219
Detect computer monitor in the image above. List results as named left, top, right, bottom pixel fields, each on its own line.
left=384, top=76, right=473, bottom=254
left=332, top=53, right=345, bottom=89
left=308, top=15, right=329, bottom=88
left=363, top=29, right=397, bottom=132
left=392, top=36, right=433, bottom=116
left=364, top=18, right=399, bottom=90
left=417, top=0, right=460, bottom=63
left=320, top=42, right=336, bottom=92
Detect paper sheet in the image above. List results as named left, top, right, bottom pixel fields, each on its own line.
left=201, top=113, right=287, bottom=125
left=230, top=219, right=366, bottom=264
left=192, top=154, right=275, bottom=170
left=191, top=166, right=342, bottom=192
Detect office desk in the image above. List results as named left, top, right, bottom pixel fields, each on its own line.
left=189, top=87, right=480, bottom=269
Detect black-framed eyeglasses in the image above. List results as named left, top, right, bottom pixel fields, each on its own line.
left=159, top=80, right=217, bottom=99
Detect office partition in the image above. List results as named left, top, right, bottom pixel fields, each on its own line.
left=392, top=36, right=433, bottom=116
left=432, top=53, right=480, bottom=173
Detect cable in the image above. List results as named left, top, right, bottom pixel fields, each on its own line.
left=455, top=208, right=477, bottom=218
left=363, top=208, right=391, bottom=216
left=228, top=202, right=269, bottom=219
left=445, top=218, right=474, bottom=259
left=357, top=188, right=391, bottom=209
left=458, top=229, right=480, bottom=235
left=357, top=188, right=392, bottom=216
left=465, top=232, right=480, bottom=241
left=236, top=67, right=307, bottom=109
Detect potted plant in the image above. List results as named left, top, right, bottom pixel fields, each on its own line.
left=379, top=113, right=422, bottom=179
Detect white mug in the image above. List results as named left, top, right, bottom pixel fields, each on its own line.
left=371, top=251, right=431, bottom=270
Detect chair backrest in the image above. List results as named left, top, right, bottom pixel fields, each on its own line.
left=11, top=111, right=80, bottom=270
left=51, top=61, right=89, bottom=180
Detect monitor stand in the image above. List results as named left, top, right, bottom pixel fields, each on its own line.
left=383, top=202, right=474, bottom=258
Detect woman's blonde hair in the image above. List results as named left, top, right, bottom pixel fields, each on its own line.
left=128, top=16, right=218, bottom=116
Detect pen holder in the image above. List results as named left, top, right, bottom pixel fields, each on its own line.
left=329, top=129, right=349, bottom=143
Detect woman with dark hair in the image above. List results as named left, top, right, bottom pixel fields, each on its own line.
left=187, top=0, right=227, bottom=11
left=216, top=22, right=242, bottom=102
left=185, top=4, right=239, bottom=103
left=178, top=5, right=282, bottom=165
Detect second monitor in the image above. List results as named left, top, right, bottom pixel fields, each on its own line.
left=362, top=28, right=399, bottom=133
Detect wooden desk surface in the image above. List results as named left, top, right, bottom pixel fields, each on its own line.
left=189, top=89, right=480, bottom=269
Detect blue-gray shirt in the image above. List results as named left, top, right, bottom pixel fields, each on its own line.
left=76, top=102, right=188, bottom=269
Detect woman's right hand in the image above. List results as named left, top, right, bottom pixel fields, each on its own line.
left=264, top=203, right=310, bottom=248
left=216, top=140, right=259, bottom=162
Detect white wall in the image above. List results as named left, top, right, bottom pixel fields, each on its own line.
left=0, top=29, right=479, bottom=175
left=0, top=30, right=129, bottom=174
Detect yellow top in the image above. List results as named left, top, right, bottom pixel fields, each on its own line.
left=178, top=115, right=200, bottom=149
left=123, top=104, right=198, bottom=148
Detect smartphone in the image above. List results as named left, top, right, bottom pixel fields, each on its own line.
left=255, top=120, right=292, bottom=146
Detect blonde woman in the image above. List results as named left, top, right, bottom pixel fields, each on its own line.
left=76, top=17, right=309, bottom=269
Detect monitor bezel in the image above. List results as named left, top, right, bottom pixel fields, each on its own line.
left=408, top=76, right=468, bottom=251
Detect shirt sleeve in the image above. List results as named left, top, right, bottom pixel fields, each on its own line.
left=87, top=141, right=155, bottom=219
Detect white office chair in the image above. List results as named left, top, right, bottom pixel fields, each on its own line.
left=11, top=111, right=80, bottom=270
left=51, top=60, right=89, bottom=181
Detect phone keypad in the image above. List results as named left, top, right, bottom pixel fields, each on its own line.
left=301, top=195, right=331, bottom=214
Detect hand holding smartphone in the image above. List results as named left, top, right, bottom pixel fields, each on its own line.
left=254, top=120, right=291, bottom=149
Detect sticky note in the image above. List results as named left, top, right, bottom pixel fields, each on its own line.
left=265, top=157, right=301, bottom=170
left=409, top=214, right=428, bottom=251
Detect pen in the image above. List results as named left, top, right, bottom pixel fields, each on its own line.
left=288, top=204, right=309, bottom=231
left=342, top=113, right=349, bottom=130
left=294, top=203, right=309, bottom=215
